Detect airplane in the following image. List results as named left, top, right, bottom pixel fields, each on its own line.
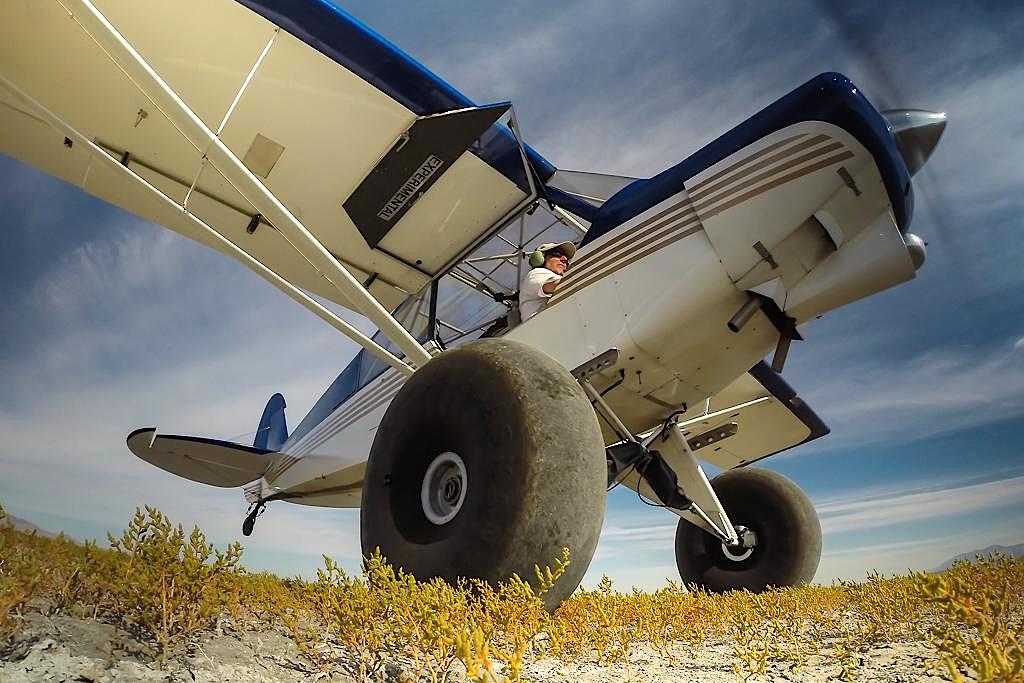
left=0, top=0, right=946, bottom=608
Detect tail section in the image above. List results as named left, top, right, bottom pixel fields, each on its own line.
left=254, top=393, right=288, bottom=451
left=127, top=416, right=289, bottom=537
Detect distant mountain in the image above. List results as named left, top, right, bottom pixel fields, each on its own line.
left=1, top=513, right=59, bottom=538
left=930, top=543, right=1024, bottom=573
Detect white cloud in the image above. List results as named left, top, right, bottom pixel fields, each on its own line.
left=790, top=342, right=1024, bottom=453
left=818, top=475, right=1024, bottom=534
left=812, top=463, right=1024, bottom=511
left=581, top=564, right=680, bottom=593
left=816, top=529, right=1024, bottom=584
left=0, top=211, right=368, bottom=571
left=600, top=523, right=677, bottom=543
left=582, top=471, right=1024, bottom=588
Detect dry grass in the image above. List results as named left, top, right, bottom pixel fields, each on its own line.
left=1, top=500, right=1021, bottom=681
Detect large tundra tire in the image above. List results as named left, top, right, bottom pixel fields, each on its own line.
left=360, top=338, right=606, bottom=609
left=674, top=468, right=821, bottom=592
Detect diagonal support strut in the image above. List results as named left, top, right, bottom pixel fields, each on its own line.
left=0, top=72, right=415, bottom=377
left=55, top=0, right=432, bottom=368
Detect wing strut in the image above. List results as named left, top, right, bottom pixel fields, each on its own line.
left=0, top=73, right=415, bottom=378
left=56, top=0, right=432, bottom=368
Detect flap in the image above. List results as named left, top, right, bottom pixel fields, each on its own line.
left=344, top=104, right=511, bottom=247
left=680, top=361, right=829, bottom=469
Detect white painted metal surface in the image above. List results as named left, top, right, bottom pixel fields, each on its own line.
left=52, top=0, right=432, bottom=367
left=260, top=117, right=915, bottom=507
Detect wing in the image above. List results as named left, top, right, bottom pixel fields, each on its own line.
left=679, top=361, right=829, bottom=469
left=0, top=0, right=551, bottom=313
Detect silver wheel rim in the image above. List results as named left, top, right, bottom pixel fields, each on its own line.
left=721, top=525, right=757, bottom=562
left=421, top=451, right=467, bottom=525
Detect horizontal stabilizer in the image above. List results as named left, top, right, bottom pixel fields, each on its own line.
left=127, top=428, right=281, bottom=488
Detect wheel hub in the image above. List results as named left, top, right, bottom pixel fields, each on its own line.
left=421, top=451, right=468, bottom=525
left=721, top=525, right=758, bottom=562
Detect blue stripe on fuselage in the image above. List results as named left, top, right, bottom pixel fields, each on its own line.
left=583, top=73, right=912, bottom=247
left=234, top=0, right=556, bottom=189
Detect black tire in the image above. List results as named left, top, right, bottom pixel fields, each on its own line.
left=674, top=468, right=821, bottom=592
left=360, top=338, right=606, bottom=609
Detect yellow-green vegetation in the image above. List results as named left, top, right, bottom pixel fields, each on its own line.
left=921, top=556, right=1024, bottom=682
left=105, top=506, right=244, bottom=664
left=1, top=500, right=1022, bottom=681
left=0, top=504, right=245, bottom=666
left=0, top=500, right=39, bottom=640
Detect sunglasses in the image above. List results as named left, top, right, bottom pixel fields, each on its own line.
left=546, top=249, right=568, bottom=259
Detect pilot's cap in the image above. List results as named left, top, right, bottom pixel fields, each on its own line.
left=537, top=241, right=577, bottom=259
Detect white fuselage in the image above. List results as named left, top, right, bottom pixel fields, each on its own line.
left=260, top=121, right=918, bottom=507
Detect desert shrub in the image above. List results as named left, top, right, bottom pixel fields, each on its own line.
left=549, top=575, right=637, bottom=665
left=232, top=570, right=301, bottom=627
left=280, top=549, right=1024, bottom=682
left=458, top=548, right=570, bottom=680
left=0, top=501, right=129, bottom=623
left=289, top=547, right=569, bottom=682
left=32, top=534, right=113, bottom=617
left=0, top=500, right=42, bottom=640
left=3, top=497, right=1023, bottom=682
left=288, top=552, right=398, bottom=679
left=105, top=506, right=244, bottom=666
left=842, top=572, right=925, bottom=645
left=919, top=554, right=1024, bottom=682
left=728, top=588, right=818, bottom=678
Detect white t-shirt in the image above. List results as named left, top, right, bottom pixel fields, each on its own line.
left=519, top=267, right=561, bottom=321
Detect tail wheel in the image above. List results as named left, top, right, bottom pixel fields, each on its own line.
left=674, top=468, right=821, bottom=592
left=360, top=338, right=606, bottom=609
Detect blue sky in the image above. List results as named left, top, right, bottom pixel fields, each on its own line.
left=1, top=0, right=1023, bottom=590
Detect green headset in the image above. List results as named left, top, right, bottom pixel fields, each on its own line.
left=528, top=245, right=573, bottom=268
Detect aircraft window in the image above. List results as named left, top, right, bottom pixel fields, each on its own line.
left=288, top=202, right=588, bottom=444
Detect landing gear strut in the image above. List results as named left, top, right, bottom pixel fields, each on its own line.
left=674, top=468, right=821, bottom=591
left=574, top=350, right=732, bottom=546
left=575, top=348, right=821, bottom=592
left=242, top=500, right=267, bottom=536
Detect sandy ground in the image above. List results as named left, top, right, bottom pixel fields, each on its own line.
left=0, top=610, right=958, bottom=682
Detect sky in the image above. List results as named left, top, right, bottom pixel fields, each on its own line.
left=1, top=0, right=1023, bottom=591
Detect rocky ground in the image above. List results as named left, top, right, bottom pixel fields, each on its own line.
left=0, top=610, right=959, bottom=683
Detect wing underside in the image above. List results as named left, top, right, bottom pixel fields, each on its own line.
left=0, top=0, right=535, bottom=313
left=679, top=361, right=829, bottom=469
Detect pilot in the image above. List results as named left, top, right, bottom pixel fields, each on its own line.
left=519, top=241, right=576, bottom=321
